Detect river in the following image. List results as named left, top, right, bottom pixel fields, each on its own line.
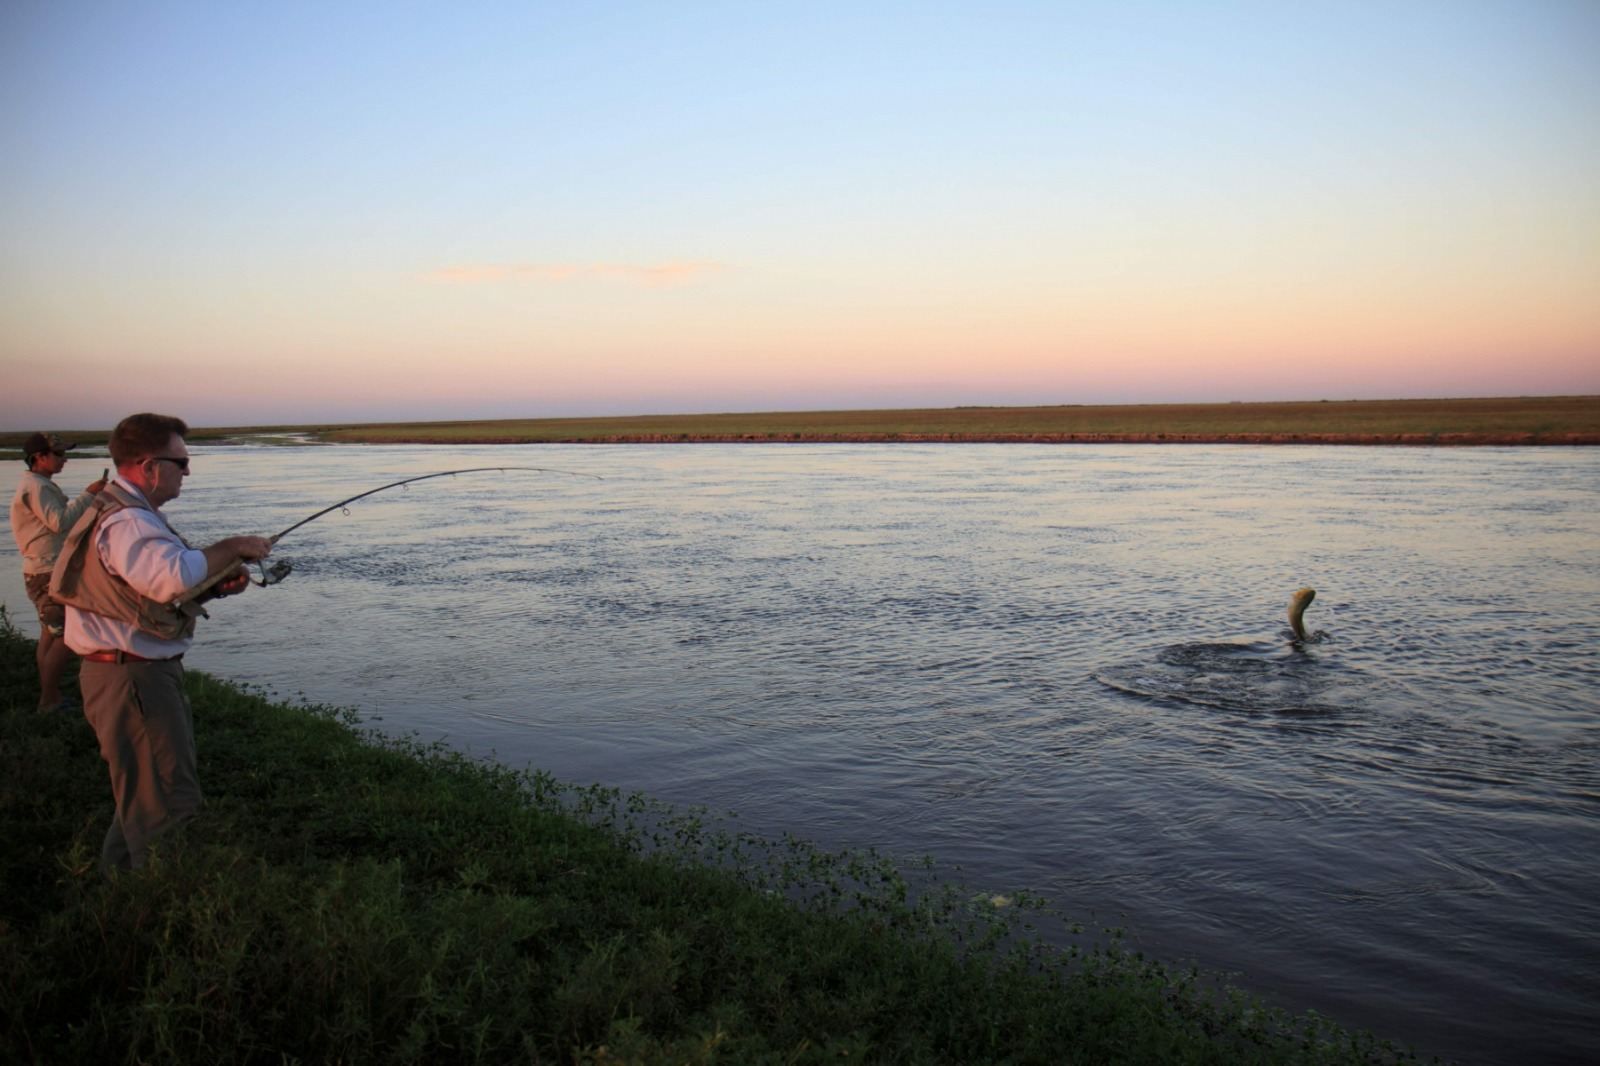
left=5, top=442, right=1597, bottom=1064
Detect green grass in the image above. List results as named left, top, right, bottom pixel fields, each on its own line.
left=0, top=611, right=1436, bottom=1064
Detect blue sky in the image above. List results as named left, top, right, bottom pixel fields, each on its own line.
left=2, top=1, right=1597, bottom=428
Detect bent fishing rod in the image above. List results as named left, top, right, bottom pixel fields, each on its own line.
left=172, top=466, right=602, bottom=609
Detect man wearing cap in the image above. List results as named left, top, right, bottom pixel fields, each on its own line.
left=52, top=413, right=272, bottom=873
left=9, top=431, right=107, bottom=710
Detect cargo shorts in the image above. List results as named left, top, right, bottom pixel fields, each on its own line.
left=24, top=571, right=65, bottom=636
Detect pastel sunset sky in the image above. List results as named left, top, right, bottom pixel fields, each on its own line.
left=3, top=1, right=1597, bottom=429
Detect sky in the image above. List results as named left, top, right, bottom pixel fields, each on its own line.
left=2, top=1, right=1597, bottom=429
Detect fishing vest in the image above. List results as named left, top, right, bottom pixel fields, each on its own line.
left=50, top=483, right=207, bottom=641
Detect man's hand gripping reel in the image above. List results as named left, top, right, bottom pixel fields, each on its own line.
left=170, top=534, right=291, bottom=613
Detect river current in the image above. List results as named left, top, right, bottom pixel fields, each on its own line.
left=5, top=443, right=1596, bottom=1064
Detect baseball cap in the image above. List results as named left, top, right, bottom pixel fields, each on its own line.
left=22, top=432, right=78, bottom=459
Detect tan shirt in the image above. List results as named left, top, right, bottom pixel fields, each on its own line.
left=10, top=470, right=95, bottom=574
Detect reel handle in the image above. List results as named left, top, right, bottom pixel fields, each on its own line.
left=170, top=533, right=281, bottom=609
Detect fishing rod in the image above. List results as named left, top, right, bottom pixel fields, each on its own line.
left=269, top=466, right=600, bottom=541
left=171, top=466, right=602, bottom=609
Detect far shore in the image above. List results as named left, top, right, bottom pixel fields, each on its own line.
left=301, top=429, right=1599, bottom=446
left=5, top=395, right=1597, bottom=450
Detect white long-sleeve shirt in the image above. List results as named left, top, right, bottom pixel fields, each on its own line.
left=64, top=478, right=208, bottom=659
left=10, top=470, right=96, bottom=574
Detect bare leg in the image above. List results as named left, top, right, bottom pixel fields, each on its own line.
left=37, top=628, right=72, bottom=708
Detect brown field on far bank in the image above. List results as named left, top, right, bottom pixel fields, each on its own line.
left=5, top=396, right=1598, bottom=451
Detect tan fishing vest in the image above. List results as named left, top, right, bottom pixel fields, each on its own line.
left=50, top=483, right=206, bottom=641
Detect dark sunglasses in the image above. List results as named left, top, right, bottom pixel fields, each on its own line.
left=148, top=456, right=191, bottom=472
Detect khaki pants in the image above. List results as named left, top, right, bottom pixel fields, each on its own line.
left=80, top=658, right=200, bottom=873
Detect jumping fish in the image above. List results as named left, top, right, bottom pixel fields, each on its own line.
left=1288, top=587, right=1316, bottom=642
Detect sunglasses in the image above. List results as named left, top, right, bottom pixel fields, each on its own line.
left=148, top=456, right=191, bottom=473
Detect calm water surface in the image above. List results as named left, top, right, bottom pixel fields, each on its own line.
left=5, top=443, right=1596, bottom=1064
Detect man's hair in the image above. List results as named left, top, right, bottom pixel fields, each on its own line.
left=109, top=413, right=189, bottom=467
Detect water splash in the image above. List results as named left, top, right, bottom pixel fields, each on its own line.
left=1092, top=634, right=1365, bottom=716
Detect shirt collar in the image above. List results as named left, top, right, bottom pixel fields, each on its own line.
left=112, top=475, right=153, bottom=508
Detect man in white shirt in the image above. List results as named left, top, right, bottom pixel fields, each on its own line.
left=55, top=412, right=273, bottom=874
left=10, top=431, right=107, bottom=709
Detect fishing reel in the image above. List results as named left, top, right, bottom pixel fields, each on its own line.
left=248, top=558, right=295, bottom=587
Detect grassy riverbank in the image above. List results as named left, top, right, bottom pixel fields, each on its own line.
left=303, top=396, right=1599, bottom=445
left=0, top=618, right=1431, bottom=1064
left=4, top=395, right=1596, bottom=451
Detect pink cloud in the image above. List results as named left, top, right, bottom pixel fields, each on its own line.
left=424, top=260, right=723, bottom=287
